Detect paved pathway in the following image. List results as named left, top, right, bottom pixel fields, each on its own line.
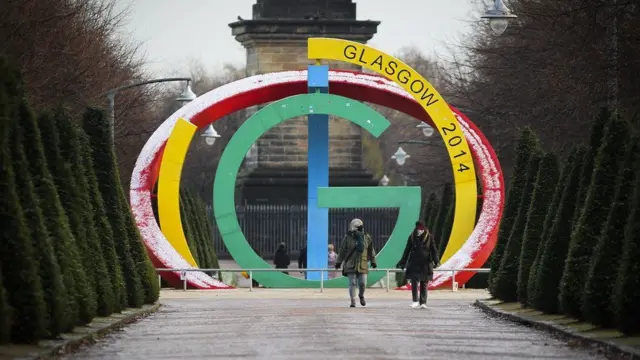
left=63, top=289, right=611, bottom=360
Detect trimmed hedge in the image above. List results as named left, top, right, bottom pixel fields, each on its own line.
left=10, top=110, right=70, bottom=337
left=55, top=111, right=115, bottom=316
left=531, top=147, right=586, bottom=313
left=38, top=111, right=97, bottom=324
left=559, top=114, right=629, bottom=319
left=82, top=108, right=144, bottom=309
left=517, top=153, right=559, bottom=305
left=489, top=128, right=537, bottom=294
left=492, top=151, right=542, bottom=302
left=582, top=138, right=639, bottom=327
left=425, top=193, right=440, bottom=231
left=527, top=149, right=577, bottom=306
left=432, top=183, right=453, bottom=256
left=438, top=198, right=455, bottom=256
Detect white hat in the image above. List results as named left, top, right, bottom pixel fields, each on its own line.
left=349, top=218, right=363, bottom=231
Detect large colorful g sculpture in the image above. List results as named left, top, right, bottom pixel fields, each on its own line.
left=129, top=38, right=505, bottom=289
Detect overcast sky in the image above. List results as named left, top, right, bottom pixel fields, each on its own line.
left=116, top=0, right=485, bottom=77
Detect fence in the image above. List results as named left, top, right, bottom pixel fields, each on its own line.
left=206, top=205, right=398, bottom=259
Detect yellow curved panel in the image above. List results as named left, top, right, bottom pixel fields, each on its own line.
left=158, top=118, right=199, bottom=267
left=308, top=38, right=477, bottom=263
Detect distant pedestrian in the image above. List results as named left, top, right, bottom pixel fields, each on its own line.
left=396, top=221, right=440, bottom=309
left=298, top=246, right=307, bottom=277
left=274, top=242, right=291, bottom=275
left=335, top=218, right=377, bottom=308
left=327, top=244, right=338, bottom=279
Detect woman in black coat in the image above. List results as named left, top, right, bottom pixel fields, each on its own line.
left=274, top=242, right=291, bottom=275
left=396, top=221, right=440, bottom=309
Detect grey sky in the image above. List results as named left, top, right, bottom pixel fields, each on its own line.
left=117, top=0, right=484, bottom=77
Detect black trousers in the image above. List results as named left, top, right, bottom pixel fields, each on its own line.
left=410, top=278, right=428, bottom=304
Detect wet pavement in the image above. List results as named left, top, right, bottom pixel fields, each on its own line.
left=63, top=289, right=611, bottom=360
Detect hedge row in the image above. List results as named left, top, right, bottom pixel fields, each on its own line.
left=0, top=57, right=158, bottom=344
left=491, top=109, right=640, bottom=335
left=180, top=189, right=220, bottom=274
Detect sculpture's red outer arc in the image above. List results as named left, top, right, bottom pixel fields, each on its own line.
left=141, top=70, right=503, bottom=289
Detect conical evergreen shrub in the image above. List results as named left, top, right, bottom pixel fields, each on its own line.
left=188, top=191, right=213, bottom=269
left=531, top=148, right=586, bottom=313
left=426, top=193, right=440, bottom=231
left=527, top=149, right=577, bottom=305
left=422, top=193, right=437, bottom=225
left=559, top=114, right=629, bottom=319
left=432, top=183, right=453, bottom=252
left=438, top=200, right=455, bottom=256
left=38, top=111, right=96, bottom=323
left=118, top=187, right=159, bottom=304
left=55, top=112, right=115, bottom=316
left=82, top=108, right=144, bottom=309
left=180, top=191, right=201, bottom=264
left=571, top=109, right=609, bottom=226
left=517, top=153, right=559, bottom=305
left=78, top=131, right=127, bottom=311
left=489, top=128, right=537, bottom=294
left=612, top=160, right=640, bottom=334
left=582, top=138, right=639, bottom=327
left=185, top=191, right=208, bottom=266
left=0, top=265, right=11, bottom=344
left=0, top=66, right=48, bottom=343
left=492, top=151, right=542, bottom=302
left=10, top=112, right=70, bottom=336
left=198, top=198, right=220, bottom=270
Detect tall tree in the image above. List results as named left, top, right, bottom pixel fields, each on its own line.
left=527, top=149, right=577, bottom=305
left=0, top=64, right=47, bottom=342
left=56, top=111, right=115, bottom=316
left=38, top=111, right=96, bottom=323
left=531, top=148, right=586, bottom=313
left=612, top=157, right=640, bottom=334
left=82, top=108, right=144, bottom=309
left=489, top=128, right=537, bottom=293
left=10, top=111, right=70, bottom=336
left=492, top=151, right=542, bottom=302
left=560, top=114, right=629, bottom=318
left=582, top=138, right=639, bottom=326
left=78, top=131, right=127, bottom=311
left=517, top=153, right=559, bottom=305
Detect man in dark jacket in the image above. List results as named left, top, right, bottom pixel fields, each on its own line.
left=396, top=221, right=440, bottom=309
left=274, top=242, right=291, bottom=275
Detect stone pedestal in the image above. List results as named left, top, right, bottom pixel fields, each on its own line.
left=229, top=0, right=381, bottom=205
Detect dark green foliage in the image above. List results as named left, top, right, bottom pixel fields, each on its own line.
left=489, top=128, right=537, bottom=294
left=531, top=148, right=586, bottom=313
left=185, top=191, right=209, bottom=267
left=78, top=132, right=127, bottom=311
left=198, top=198, right=220, bottom=270
left=492, top=151, right=542, bottom=302
left=0, top=66, right=48, bottom=343
left=559, top=115, right=629, bottom=318
left=38, top=111, right=96, bottom=324
left=527, top=149, right=577, bottom=306
left=0, top=265, right=11, bottom=344
left=118, top=187, right=159, bottom=304
left=425, top=194, right=440, bottom=231
left=571, top=110, right=609, bottom=226
left=180, top=191, right=201, bottom=264
left=82, top=108, right=144, bottom=309
left=517, top=153, right=559, bottom=305
left=421, top=193, right=437, bottom=225
left=612, top=159, right=640, bottom=334
left=438, top=199, right=455, bottom=256
left=55, top=112, right=115, bottom=316
left=10, top=112, right=70, bottom=336
left=432, top=183, right=453, bottom=254
left=582, top=139, right=639, bottom=327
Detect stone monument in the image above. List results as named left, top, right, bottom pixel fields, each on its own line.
left=229, top=0, right=381, bottom=205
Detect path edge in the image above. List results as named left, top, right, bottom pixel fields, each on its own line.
left=29, top=303, right=160, bottom=360
left=473, top=299, right=640, bottom=360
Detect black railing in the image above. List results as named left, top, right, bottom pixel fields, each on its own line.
left=206, top=205, right=398, bottom=259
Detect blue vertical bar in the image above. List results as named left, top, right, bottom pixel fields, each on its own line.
left=307, top=65, right=329, bottom=281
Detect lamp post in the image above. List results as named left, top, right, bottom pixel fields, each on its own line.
left=201, top=124, right=221, bottom=146
left=379, top=174, right=390, bottom=186
left=391, top=146, right=410, bottom=166
left=417, top=122, right=435, bottom=137
left=481, top=0, right=518, bottom=35
left=104, top=77, right=202, bottom=145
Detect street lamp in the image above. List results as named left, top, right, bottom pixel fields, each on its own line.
left=417, top=122, right=435, bottom=137
left=104, top=77, right=195, bottom=145
left=481, top=0, right=518, bottom=35
left=201, top=124, right=221, bottom=146
left=392, top=146, right=410, bottom=166
left=175, top=80, right=197, bottom=106
left=379, top=174, right=390, bottom=186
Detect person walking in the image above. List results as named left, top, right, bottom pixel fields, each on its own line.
left=327, top=244, right=338, bottom=279
left=273, top=242, right=291, bottom=275
left=335, top=218, right=377, bottom=308
left=396, top=221, right=440, bottom=309
left=298, top=246, right=307, bottom=278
